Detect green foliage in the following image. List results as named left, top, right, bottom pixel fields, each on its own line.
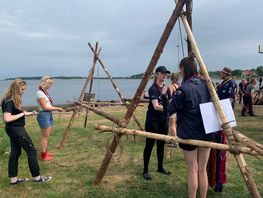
left=208, top=71, right=220, bottom=77
left=256, top=66, right=263, bottom=77
left=232, top=69, right=242, bottom=77
left=130, top=73, right=144, bottom=79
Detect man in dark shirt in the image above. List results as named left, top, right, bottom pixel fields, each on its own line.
left=241, top=79, right=256, bottom=116
left=211, top=67, right=236, bottom=192
left=238, top=79, right=246, bottom=104
left=217, top=67, right=237, bottom=109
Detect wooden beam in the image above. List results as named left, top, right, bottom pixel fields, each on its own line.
left=84, top=43, right=102, bottom=128
left=93, top=0, right=186, bottom=185
left=123, top=0, right=186, bottom=125
left=59, top=44, right=101, bottom=149
left=88, top=42, right=144, bottom=131
left=96, top=125, right=261, bottom=156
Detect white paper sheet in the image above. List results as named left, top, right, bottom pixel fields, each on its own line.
left=200, top=99, right=236, bottom=134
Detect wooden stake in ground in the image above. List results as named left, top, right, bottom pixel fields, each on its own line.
left=59, top=42, right=100, bottom=149
left=93, top=0, right=186, bottom=185
left=180, top=11, right=261, bottom=198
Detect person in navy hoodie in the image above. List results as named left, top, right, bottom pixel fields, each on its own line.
left=162, top=57, right=214, bottom=198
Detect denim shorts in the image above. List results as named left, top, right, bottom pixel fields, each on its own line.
left=37, top=111, right=53, bottom=129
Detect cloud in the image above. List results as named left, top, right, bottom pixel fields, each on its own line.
left=0, top=0, right=262, bottom=79
left=0, top=19, right=15, bottom=28
left=15, top=28, right=81, bottom=40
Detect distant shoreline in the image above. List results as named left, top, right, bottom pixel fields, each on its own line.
left=2, top=69, right=262, bottom=81
left=1, top=76, right=142, bottom=81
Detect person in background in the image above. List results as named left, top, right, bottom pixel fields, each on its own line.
left=215, top=82, right=220, bottom=92
left=143, top=66, right=172, bottom=181
left=238, top=79, right=247, bottom=104
left=241, top=78, right=256, bottom=116
left=36, top=76, right=63, bottom=161
left=1, top=79, right=52, bottom=185
left=217, top=67, right=237, bottom=109
left=208, top=67, right=236, bottom=193
left=167, top=72, right=180, bottom=147
left=162, top=57, right=213, bottom=198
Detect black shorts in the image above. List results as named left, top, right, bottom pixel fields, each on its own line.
left=178, top=143, right=197, bottom=151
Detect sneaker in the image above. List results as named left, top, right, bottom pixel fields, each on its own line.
left=34, top=175, right=52, bottom=183
left=143, top=172, right=152, bottom=181
left=10, top=178, right=29, bottom=185
left=46, top=151, right=54, bottom=157
left=157, top=168, right=172, bottom=175
left=40, top=152, right=53, bottom=161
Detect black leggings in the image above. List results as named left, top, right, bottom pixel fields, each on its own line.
left=5, top=126, right=40, bottom=178
left=143, top=119, right=168, bottom=173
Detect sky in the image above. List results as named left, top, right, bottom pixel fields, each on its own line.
left=0, top=0, right=262, bottom=79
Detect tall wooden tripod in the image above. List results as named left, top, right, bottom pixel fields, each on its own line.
left=93, top=1, right=261, bottom=197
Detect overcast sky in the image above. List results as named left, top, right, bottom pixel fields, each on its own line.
left=0, top=0, right=262, bottom=79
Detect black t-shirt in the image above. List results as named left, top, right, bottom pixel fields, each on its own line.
left=1, top=98, right=25, bottom=127
left=146, top=83, right=168, bottom=121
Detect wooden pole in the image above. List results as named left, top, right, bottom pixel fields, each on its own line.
left=185, top=0, right=193, bottom=55
left=93, top=0, right=186, bottom=185
left=123, top=0, right=186, bottom=125
left=233, top=130, right=263, bottom=155
left=72, top=101, right=124, bottom=126
left=88, top=42, right=144, bottom=131
left=95, top=125, right=261, bottom=156
left=84, top=44, right=102, bottom=128
left=59, top=43, right=100, bottom=149
left=80, top=42, right=99, bottom=101
left=180, top=12, right=261, bottom=198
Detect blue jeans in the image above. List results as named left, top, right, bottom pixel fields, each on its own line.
left=37, top=111, right=53, bottom=129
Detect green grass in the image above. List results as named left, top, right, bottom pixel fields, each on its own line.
left=0, top=104, right=262, bottom=198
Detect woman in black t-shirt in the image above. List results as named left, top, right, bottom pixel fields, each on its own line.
left=1, top=79, right=52, bottom=185
left=142, top=66, right=172, bottom=181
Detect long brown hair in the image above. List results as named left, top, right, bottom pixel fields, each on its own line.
left=1, top=79, right=26, bottom=110
left=179, top=57, right=198, bottom=81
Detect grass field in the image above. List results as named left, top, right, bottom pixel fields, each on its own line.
left=0, top=104, right=262, bottom=198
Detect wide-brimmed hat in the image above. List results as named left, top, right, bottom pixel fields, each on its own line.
left=221, top=67, right=232, bottom=76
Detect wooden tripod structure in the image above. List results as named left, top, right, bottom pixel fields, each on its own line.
left=90, top=1, right=262, bottom=197
left=59, top=42, right=144, bottom=149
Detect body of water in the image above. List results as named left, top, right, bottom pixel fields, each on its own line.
left=0, top=79, right=155, bottom=106
left=0, top=78, right=259, bottom=106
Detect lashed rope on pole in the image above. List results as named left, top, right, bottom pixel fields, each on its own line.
left=95, top=125, right=262, bottom=157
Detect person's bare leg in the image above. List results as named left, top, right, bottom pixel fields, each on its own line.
left=197, top=147, right=211, bottom=198
left=169, top=117, right=177, bottom=136
left=183, top=149, right=198, bottom=198
left=40, top=127, right=52, bottom=153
